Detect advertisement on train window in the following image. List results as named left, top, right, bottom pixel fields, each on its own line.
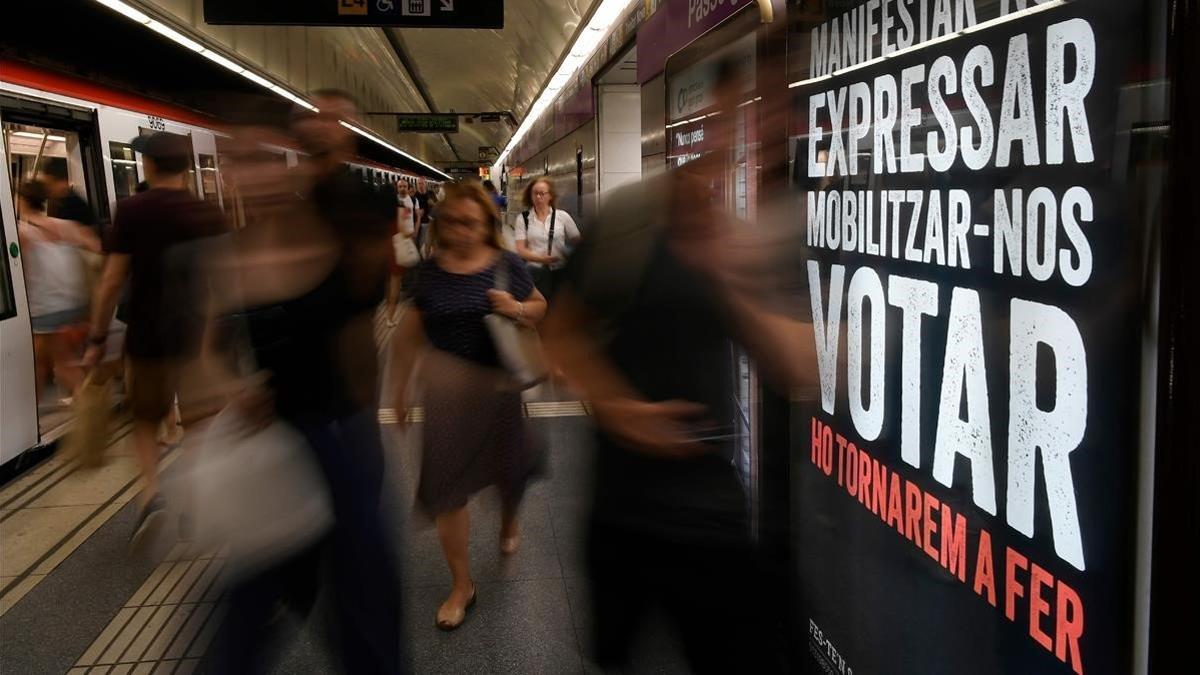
left=790, top=1, right=1161, bottom=673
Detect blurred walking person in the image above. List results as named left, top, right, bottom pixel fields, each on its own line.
left=83, top=133, right=223, bottom=548
left=41, top=160, right=100, bottom=240
left=390, top=181, right=547, bottom=630
left=205, top=91, right=405, bottom=674
left=541, top=59, right=813, bottom=675
left=16, top=180, right=101, bottom=405
left=483, top=178, right=507, bottom=212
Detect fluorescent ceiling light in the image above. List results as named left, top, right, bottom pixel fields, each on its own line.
left=198, top=48, right=245, bottom=74
left=339, top=121, right=452, bottom=181
left=89, top=0, right=445, bottom=176
left=238, top=70, right=275, bottom=89
left=10, top=131, right=67, bottom=142
left=94, top=0, right=149, bottom=24
left=493, top=0, right=636, bottom=173
left=147, top=19, right=202, bottom=51
left=111, top=159, right=138, bottom=165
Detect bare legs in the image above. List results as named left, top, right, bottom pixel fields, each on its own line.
left=433, top=502, right=523, bottom=626
left=435, top=507, right=475, bottom=627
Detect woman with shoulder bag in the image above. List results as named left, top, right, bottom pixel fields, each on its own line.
left=515, top=178, right=580, bottom=299
left=390, top=181, right=547, bottom=631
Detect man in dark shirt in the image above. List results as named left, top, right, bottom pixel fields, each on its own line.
left=209, top=89, right=403, bottom=674
left=83, top=132, right=224, bottom=547
left=41, top=160, right=99, bottom=238
left=542, top=61, right=814, bottom=674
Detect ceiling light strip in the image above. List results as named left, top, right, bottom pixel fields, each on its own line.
left=89, top=0, right=449, bottom=176
left=492, top=0, right=636, bottom=173
left=91, top=0, right=318, bottom=113
left=339, top=121, right=452, bottom=181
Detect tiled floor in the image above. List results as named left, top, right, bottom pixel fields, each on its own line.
left=1, top=307, right=690, bottom=674
left=0, top=405, right=691, bottom=674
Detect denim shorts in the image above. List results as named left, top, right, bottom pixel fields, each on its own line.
left=31, top=307, right=87, bottom=334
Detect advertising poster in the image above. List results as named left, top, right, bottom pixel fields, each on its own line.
left=790, top=1, right=1163, bottom=673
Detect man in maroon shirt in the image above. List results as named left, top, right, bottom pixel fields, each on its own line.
left=84, top=132, right=225, bottom=549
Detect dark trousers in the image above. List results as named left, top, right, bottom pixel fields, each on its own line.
left=210, top=410, right=404, bottom=674
left=586, top=520, right=781, bottom=675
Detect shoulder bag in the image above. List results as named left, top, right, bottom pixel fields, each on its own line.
left=483, top=256, right=549, bottom=390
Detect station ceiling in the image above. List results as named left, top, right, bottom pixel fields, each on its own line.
left=386, top=0, right=601, bottom=163
left=3, top=0, right=603, bottom=172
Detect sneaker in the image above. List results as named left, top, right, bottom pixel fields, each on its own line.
left=129, top=496, right=167, bottom=552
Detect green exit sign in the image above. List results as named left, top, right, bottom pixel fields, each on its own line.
left=395, top=114, right=460, bottom=133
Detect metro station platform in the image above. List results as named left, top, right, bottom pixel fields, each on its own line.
left=0, top=394, right=691, bottom=674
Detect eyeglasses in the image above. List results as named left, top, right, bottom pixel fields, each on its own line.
left=533, top=191, right=551, bottom=197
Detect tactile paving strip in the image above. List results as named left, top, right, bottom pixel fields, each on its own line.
left=377, top=400, right=590, bottom=425
left=71, top=544, right=226, bottom=674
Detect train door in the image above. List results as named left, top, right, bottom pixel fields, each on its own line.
left=0, top=130, right=38, bottom=464
left=1, top=95, right=108, bottom=440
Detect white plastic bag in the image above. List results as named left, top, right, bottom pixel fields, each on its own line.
left=185, top=406, right=333, bottom=579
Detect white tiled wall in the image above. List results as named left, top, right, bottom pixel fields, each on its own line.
left=598, top=86, right=643, bottom=207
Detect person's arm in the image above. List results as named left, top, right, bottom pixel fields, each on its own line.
left=720, top=285, right=818, bottom=392
left=541, top=289, right=706, bottom=456
left=82, top=253, right=131, bottom=368
left=487, top=286, right=547, bottom=327
left=563, top=212, right=582, bottom=245
left=22, top=214, right=101, bottom=252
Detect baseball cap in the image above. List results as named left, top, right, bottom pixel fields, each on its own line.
left=130, top=132, right=191, bottom=161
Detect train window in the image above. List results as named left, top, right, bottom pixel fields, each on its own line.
left=4, top=124, right=79, bottom=191
left=137, top=128, right=197, bottom=196
left=198, top=154, right=219, bottom=204
left=109, top=142, right=139, bottom=201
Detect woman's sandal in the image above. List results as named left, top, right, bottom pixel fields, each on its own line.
left=435, top=586, right=478, bottom=631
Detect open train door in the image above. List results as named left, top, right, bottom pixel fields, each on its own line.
left=0, top=127, right=38, bottom=465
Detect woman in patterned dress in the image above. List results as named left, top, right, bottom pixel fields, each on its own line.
left=390, top=181, right=547, bottom=630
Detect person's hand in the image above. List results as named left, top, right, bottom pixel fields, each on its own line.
left=486, top=289, right=523, bottom=319
left=591, top=398, right=710, bottom=458
left=82, top=344, right=104, bottom=370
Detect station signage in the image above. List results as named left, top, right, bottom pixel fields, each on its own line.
left=791, top=1, right=1156, bottom=674
left=203, top=0, right=504, bottom=28
left=666, top=32, right=755, bottom=121
left=394, top=114, right=459, bottom=134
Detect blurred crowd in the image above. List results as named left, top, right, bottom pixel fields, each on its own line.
left=11, top=55, right=812, bottom=674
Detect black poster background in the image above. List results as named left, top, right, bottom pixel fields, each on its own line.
left=790, top=1, right=1158, bottom=674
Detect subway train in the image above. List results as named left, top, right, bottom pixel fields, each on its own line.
left=0, top=61, right=429, bottom=467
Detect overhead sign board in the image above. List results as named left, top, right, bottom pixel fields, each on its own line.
left=204, top=0, right=504, bottom=28
left=394, top=114, right=459, bottom=133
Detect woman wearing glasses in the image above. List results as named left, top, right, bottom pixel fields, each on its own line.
left=515, top=178, right=580, bottom=299
left=391, top=181, right=547, bottom=631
